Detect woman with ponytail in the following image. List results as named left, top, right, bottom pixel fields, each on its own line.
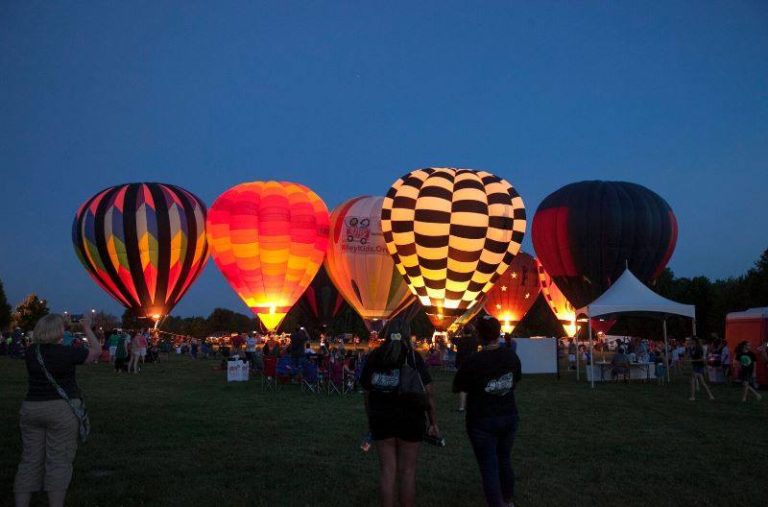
left=361, top=329, right=438, bottom=507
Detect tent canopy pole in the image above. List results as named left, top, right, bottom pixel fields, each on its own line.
left=588, top=316, right=595, bottom=389
left=663, top=318, right=670, bottom=383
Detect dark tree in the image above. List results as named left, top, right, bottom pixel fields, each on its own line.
left=13, top=294, right=50, bottom=332
left=0, top=279, right=11, bottom=331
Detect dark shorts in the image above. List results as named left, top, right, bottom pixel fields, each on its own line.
left=369, top=411, right=426, bottom=442
left=692, top=364, right=705, bottom=375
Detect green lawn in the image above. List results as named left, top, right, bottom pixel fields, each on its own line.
left=1, top=355, right=766, bottom=506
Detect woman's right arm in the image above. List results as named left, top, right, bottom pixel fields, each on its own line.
left=81, top=316, right=102, bottom=363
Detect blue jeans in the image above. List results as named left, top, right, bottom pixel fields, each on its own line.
left=466, top=414, right=519, bottom=506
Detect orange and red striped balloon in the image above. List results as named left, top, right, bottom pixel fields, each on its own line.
left=206, top=181, right=330, bottom=331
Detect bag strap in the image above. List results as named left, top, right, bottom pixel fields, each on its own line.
left=35, top=344, right=79, bottom=406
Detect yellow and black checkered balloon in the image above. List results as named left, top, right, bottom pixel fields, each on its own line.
left=381, top=168, right=526, bottom=330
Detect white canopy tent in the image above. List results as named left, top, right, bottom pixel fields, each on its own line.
left=576, top=268, right=696, bottom=388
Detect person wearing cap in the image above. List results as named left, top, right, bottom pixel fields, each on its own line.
left=453, top=315, right=522, bottom=507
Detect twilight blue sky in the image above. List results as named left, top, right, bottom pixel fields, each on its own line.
left=1, top=1, right=766, bottom=317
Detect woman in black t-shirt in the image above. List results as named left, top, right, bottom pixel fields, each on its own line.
left=453, top=315, right=522, bottom=507
left=736, top=341, right=762, bottom=402
left=14, top=313, right=101, bottom=507
left=360, top=333, right=438, bottom=507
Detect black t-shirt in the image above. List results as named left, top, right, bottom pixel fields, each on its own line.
left=360, top=348, right=432, bottom=418
left=25, top=344, right=88, bottom=401
left=738, top=351, right=756, bottom=377
left=453, top=347, right=522, bottom=422
left=690, top=344, right=705, bottom=367
left=455, top=335, right=479, bottom=366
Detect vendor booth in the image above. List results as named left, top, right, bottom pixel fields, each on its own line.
left=576, top=268, right=696, bottom=388
left=726, top=307, right=768, bottom=387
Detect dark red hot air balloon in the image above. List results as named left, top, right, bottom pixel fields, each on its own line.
left=290, top=266, right=347, bottom=331
left=532, top=181, right=677, bottom=310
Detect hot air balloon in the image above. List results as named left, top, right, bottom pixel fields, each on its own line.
left=448, top=296, right=487, bottom=334
left=206, top=181, right=329, bottom=331
left=484, top=252, right=540, bottom=334
left=72, top=182, right=209, bottom=323
left=289, top=266, right=347, bottom=332
left=325, top=196, right=414, bottom=330
left=536, top=259, right=577, bottom=337
left=382, top=168, right=526, bottom=330
left=532, top=180, right=677, bottom=310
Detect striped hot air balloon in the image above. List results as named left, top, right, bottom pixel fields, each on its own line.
left=206, top=181, right=329, bottom=331
left=447, top=296, right=487, bottom=334
left=485, top=252, right=540, bottom=334
left=381, top=168, right=526, bottom=330
left=325, top=196, right=414, bottom=331
left=72, top=182, right=209, bottom=321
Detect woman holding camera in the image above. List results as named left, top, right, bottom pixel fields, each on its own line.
left=14, top=314, right=101, bottom=507
left=361, top=332, right=438, bottom=507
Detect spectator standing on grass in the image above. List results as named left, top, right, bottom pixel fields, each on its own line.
left=720, top=340, right=731, bottom=382
left=688, top=337, right=715, bottom=401
left=735, top=341, right=762, bottom=402
left=114, top=331, right=129, bottom=373
left=289, top=327, right=308, bottom=376
left=128, top=330, right=143, bottom=373
left=245, top=333, right=257, bottom=365
left=136, top=331, right=148, bottom=365
left=453, top=315, right=522, bottom=507
left=361, top=331, right=438, bottom=507
left=455, top=325, right=479, bottom=413
left=567, top=339, right=576, bottom=370
left=14, top=314, right=101, bottom=507
left=108, top=330, right=119, bottom=363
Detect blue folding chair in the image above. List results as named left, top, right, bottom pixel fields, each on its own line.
left=301, top=360, right=320, bottom=393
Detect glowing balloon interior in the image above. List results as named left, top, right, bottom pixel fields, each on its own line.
left=206, top=181, right=330, bottom=331
left=536, top=260, right=577, bottom=337
left=72, top=182, right=209, bottom=320
left=484, top=252, right=540, bottom=334
left=382, top=168, right=526, bottom=330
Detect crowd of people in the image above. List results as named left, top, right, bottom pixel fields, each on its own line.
left=561, top=333, right=766, bottom=402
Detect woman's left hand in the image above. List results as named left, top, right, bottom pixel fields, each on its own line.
left=427, top=423, right=439, bottom=437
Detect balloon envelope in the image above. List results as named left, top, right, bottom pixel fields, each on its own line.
left=484, top=252, right=540, bottom=334
left=206, top=181, right=330, bottom=331
left=290, top=266, right=347, bottom=331
left=532, top=180, right=677, bottom=310
left=382, top=168, right=526, bottom=330
left=536, top=259, right=577, bottom=337
left=72, top=182, right=209, bottom=319
left=325, top=196, right=414, bottom=330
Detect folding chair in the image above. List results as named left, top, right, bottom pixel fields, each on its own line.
left=317, top=355, right=330, bottom=391
left=301, top=360, right=320, bottom=393
left=343, top=358, right=356, bottom=394
left=276, top=356, right=294, bottom=385
left=327, top=359, right=344, bottom=395
left=262, top=356, right=278, bottom=391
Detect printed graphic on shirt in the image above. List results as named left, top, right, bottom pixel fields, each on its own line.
left=740, top=355, right=753, bottom=367
left=371, top=369, right=400, bottom=392
left=484, top=372, right=514, bottom=396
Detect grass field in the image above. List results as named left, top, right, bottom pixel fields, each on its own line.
left=1, top=355, right=767, bottom=507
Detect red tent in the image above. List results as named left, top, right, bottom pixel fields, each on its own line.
left=726, top=307, right=768, bottom=387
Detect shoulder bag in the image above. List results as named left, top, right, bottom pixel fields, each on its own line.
left=399, top=348, right=428, bottom=411
left=36, top=345, right=91, bottom=443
